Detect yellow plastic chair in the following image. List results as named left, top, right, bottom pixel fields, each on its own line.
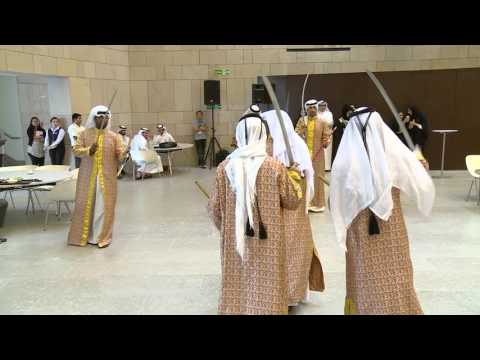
left=465, top=155, right=480, bottom=205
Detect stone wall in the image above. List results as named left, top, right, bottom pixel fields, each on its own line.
left=0, top=45, right=131, bottom=130
left=2, top=45, right=479, bottom=166
left=128, top=45, right=480, bottom=164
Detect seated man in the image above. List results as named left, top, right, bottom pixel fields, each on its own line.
left=152, top=124, right=176, bottom=173
left=130, top=128, right=163, bottom=179
left=152, top=124, right=175, bottom=145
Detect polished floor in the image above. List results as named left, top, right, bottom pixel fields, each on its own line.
left=1, top=168, right=479, bottom=315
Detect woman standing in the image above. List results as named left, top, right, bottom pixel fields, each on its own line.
left=407, top=106, right=430, bottom=151
left=44, top=117, right=66, bottom=165
left=332, top=104, right=355, bottom=162
left=26, top=117, right=46, bottom=166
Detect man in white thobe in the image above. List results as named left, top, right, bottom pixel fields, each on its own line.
left=318, top=100, right=334, bottom=171
left=130, top=128, right=163, bottom=179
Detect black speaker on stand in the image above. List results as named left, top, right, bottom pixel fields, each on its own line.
left=203, top=80, right=222, bottom=169
left=252, top=83, right=275, bottom=105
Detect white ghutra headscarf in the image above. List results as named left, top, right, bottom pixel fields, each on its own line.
left=225, top=111, right=268, bottom=260
left=131, top=128, right=149, bottom=152
left=85, top=105, right=112, bottom=129
left=329, top=108, right=435, bottom=251
left=304, top=99, right=318, bottom=112
left=262, top=109, right=314, bottom=213
left=318, top=100, right=334, bottom=126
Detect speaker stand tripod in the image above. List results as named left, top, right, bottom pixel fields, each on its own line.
left=203, top=104, right=222, bottom=169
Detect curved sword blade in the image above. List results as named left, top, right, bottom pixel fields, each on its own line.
left=366, top=70, right=414, bottom=151
left=262, top=75, right=294, bottom=166
left=107, top=89, right=118, bottom=111
left=301, top=73, right=310, bottom=117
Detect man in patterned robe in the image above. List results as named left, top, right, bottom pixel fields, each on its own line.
left=295, top=99, right=332, bottom=213
left=329, top=107, right=435, bottom=315
left=208, top=110, right=303, bottom=315
left=68, top=105, right=127, bottom=248
left=263, top=108, right=325, bottom=308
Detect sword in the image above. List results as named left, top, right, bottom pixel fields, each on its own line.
left=107, top=89, right=118, bottom=111
left=96, top=89, right=118, bottom=141
left=117, top=134, right=132, bottom=177
left=300, top=74, right=310, bottom=117
left=103, top=88, right=118, bottom=129
left=318, top=174, right=330, bottom=186
left=195, top=181, right=210, bottom=199
left=261, top=75, right=294, bottom=166
left=366, top=70, right=415, bottom=151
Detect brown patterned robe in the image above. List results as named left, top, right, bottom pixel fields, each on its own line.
left=266, top=137, right=325, bottom=305
left=295, top=116, right=331, bottom=208
left=68, top=128, right=126, bottom=247
left=344, top=188, right=423, bottom=315
left=285, top=179, right=326, bottom=304
left=209, top=157, right=301, bottom=315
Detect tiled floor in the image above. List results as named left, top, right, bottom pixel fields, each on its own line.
left=1, top=168, right=479, bottom=314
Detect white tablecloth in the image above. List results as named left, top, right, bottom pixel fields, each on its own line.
left=0, top=170, right=72, bottom=190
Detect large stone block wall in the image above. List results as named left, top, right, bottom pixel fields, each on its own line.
left=2, top=45, right=480, bottom=166
left=128, top=45, right=480, bottom=165
left=0, top=45, right=131, bottom=131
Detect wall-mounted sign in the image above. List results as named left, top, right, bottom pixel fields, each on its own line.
left=207, top=104, right=222, bottom=109
left=215, top=68, right=232, bottom=76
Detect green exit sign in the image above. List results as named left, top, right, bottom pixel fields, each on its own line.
left=207, top=104, right=222, bottom=109
left=215, top=68, right=231, bottom=76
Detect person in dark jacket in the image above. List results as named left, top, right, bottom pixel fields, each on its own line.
left=44, top=117, right=66, bottom=165
left=26, top=116, right=46, bottom=166
left=406, top=106, right=430, bottom=151
left=332, top=104, right=355, bottom=162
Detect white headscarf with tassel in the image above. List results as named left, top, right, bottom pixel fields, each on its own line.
left=225, top=113, right=268, bottom=260
left=329, top=108, right=435, bottom=251
left=262, top=109, right=314, bottom=213
left=318, top=100, right=334, bottom=126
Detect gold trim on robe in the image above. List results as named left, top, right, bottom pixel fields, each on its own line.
left=295, top=116, right=331, bottom=208
left=68, top=128, right=125, bottom=247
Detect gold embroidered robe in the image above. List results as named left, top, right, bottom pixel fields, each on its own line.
left=68, top=128, right=126, bottom=247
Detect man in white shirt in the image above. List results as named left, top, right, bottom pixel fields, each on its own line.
left=130, top=128, right=163, bottom=179
left=67, top=113, right=85, bottom=168
left=152, top=124, right=175, bottom=145
left=44, top=117, right=66, bottom=165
